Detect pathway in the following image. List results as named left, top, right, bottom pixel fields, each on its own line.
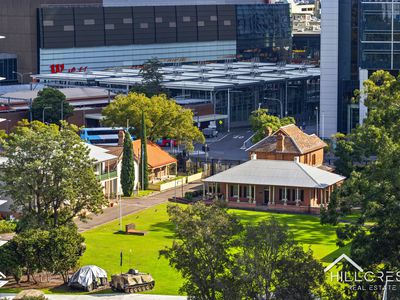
left=75, top=182, right=202, bottom=232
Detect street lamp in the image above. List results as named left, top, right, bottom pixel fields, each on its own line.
left=42, top=106, right=52, bottom=123
left=264, top=97, right=284, bottom=118
left=214, top=89, right=242, bottom=133
left=12, top=71, right=32, bottom=84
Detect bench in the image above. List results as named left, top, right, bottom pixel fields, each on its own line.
left=125, top=223, right=147, bottom=236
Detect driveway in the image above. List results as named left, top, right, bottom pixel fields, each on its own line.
left=75, top=182, right=202, bottom=232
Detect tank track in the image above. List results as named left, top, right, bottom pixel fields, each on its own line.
left=123, top=281, right=155, bottom=293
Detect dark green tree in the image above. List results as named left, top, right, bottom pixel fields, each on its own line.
left=0, top=120, right=106, bottom=230
left=121, top=131, right=135, bottom=196
left=250, top=108, right=295, bottom=143
left=239, top=218, right=328, bottom=300
left=160, top=202, right=242, bottom=300
left=0, top=225, right=85, bottom=284
left=46, top=225, right=85, bottom=283
left=322, top=70, right=400, bottom=299
left=130, top=58, right=165, bottom=97
left=0, top=239, right=23, bottom=283
left=140, top=111, right=149, bottom=190
left=31, top=88, right=73, bottom=124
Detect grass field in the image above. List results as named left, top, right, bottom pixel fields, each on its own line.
left=78, top=203, right=346, bottom=296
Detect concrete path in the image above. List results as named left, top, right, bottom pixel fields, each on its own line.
left=76, top=182, right=202, bottom=232
left=0, top=294, right=186, bottom=300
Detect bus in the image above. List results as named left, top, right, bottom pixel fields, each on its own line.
left=80, top=127, right=125, bottom=146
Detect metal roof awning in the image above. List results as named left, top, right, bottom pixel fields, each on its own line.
left=195, top=114, right=228, bottom=123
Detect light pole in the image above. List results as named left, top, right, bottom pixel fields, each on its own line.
left=315, top=106, right=319, bottom=136
left=12, top=71, right=32, bottom=84
left=264, top=97, right=284, bottom=118
left=42, top=106, right=51, bottom=123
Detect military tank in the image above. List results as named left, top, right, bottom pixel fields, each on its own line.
left=110, top=269, right=155, bottom=293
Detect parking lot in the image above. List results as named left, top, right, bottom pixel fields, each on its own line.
left=192, top=128, right=254, bottom=161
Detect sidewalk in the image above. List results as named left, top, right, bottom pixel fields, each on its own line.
left=75, top=181, right=202, bottom=232
left=0, top=294, right=186, bottom=300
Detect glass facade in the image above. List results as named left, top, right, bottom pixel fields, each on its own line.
left=236, top=4, right=292, bottom=63
left=360, top=0, right=400, bottom=70
left=0, top=54, right=17, bottom=85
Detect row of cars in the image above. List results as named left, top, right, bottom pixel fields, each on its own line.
left=69, top=265, right=155, bottom=293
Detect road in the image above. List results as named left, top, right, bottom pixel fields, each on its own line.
left=75, top=182, right=202, bottom=232
left=192, top=128, right=254, bottom=161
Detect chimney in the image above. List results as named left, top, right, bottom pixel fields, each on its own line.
left=276, top=134, right=285, bottom=152
left=118, top=130, right=125, bottom=146
left=251, top=153, right=257, bottom=160
left=265, top=126, right=273, bottom=137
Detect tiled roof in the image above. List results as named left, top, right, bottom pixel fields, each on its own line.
left=248, top=124, right=327, bottom=154
left=132, top=140, right=177, bottom=169
left=203, top=159, right=345, bottom=189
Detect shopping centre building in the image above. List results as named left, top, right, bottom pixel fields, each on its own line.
left=0, top=0, right=291, bottom=80
left=30, top=61, right=320, bottom=129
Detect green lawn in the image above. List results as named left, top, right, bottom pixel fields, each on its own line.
left=78, top=203, right=345, bottom=296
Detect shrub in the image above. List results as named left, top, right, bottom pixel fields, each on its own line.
left=0, top=220, right=16, bottom=233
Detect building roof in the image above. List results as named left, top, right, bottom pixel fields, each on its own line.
left=132, top=140, right=177, bottom=169
left=248, top=124, right=327, bottom=155
left=203, top=159, right=345, bottom=189
left=1, top=87, right=113, bottom=101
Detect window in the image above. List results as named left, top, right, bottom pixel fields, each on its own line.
left=63, top=25, right=74, bottom=31
left=140, top=22, right=149, bottom=29
left=230, top=185, right=238, bottom=197
left=169, top=22, right=176, bottom=28
left=84, top=19, right=95, bottom=25
left=43, top=20, right=54, bottom=27
left=312, top=154, right=316, bottom=165
left=105, top=24, right=115, bottom=30
left=198, top=21, right=205, bottom=27
left=210, top=15, right=217, bottom=21
left=155, top=17, right=163, bottom=23
left=183, top=16, right=191, bottom=22
left=123, top=18, right=132, bottom=24
left=224, top=20, right=232, bottom=26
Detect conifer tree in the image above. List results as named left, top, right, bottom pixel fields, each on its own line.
left=140, top=112, right=149, bottom=190
left=121, top=131, right=135, bottom=196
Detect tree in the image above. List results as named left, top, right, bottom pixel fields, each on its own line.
left=249, top=108, right=295, bottom=143
left=321, top=70, right=400, bottom=299
left=239, top=218, right=327, bottom=300
left=102, top=92, right=205, bottom=151
left=130, top=58, right=165, bottom=97
left=0, top=120, right=106, bottom=230
left=31, top=88, right=73, bottom=124
left=0, top=225, right=85, bottom=284
left=140, top=111, right=149, bottom=190
left=160, top=202, right=242, bottom=300
left=46, top=225, right=85, bottom=283
left=121, top=131, right=135, bottom=196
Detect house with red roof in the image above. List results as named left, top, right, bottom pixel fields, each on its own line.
left=132, top=140, right=177, bottom=183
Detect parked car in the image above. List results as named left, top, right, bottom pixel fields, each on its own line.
left=156, top=138, right=177, bottom=147
left=202, top=128, right=218, bottom=138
